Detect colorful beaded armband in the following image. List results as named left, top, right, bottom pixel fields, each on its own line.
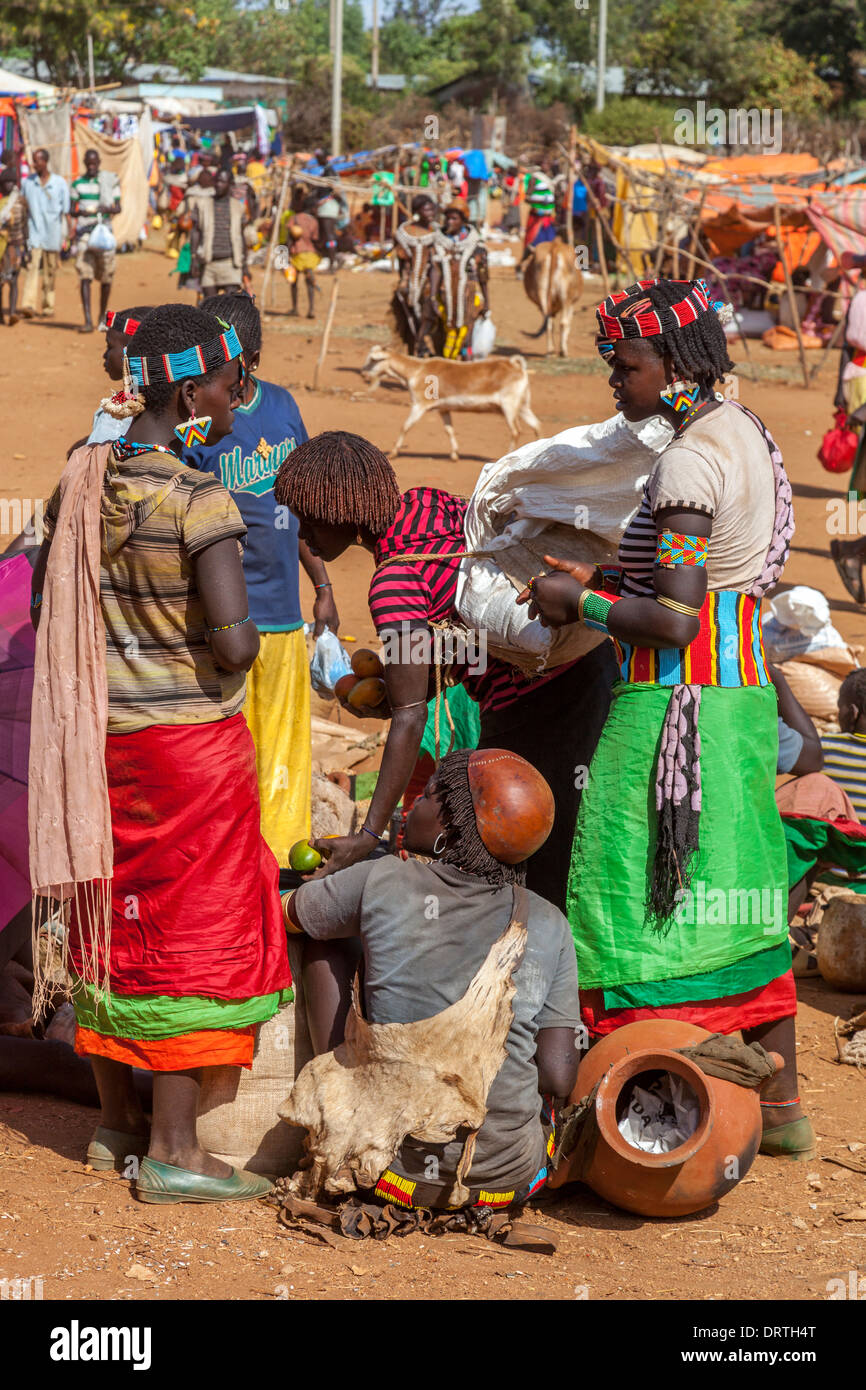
left=656, top=530, right=708, bottom=568
left=578, top=589, right=617, bottom=633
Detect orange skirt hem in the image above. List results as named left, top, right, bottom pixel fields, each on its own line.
left=75, top=1025, right=256, bottom=1071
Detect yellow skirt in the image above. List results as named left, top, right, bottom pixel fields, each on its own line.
left=243, top=627, right=311, bottom=868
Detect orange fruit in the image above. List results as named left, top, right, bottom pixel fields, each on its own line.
left=347, top=676, right=387, bottom=709
left=351, top=647, right=384, bottom=679
left=334, top=672, right=359, bottom=701
left=288, top=840, right=323, bottom=872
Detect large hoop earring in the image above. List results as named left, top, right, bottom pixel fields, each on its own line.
left=433, top=831, right=447, bottom=856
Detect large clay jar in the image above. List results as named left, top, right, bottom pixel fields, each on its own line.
left=549, top=1019, right=771, bottom=1218
left=817, top=896, right=866, bottom=992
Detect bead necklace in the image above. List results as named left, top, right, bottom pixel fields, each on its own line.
left=113, top=436, right=177, bottom=462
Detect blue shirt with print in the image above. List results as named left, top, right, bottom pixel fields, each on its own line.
left=183, top=376, right=308, bottom=630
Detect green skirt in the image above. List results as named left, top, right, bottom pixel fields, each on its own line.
left=566, top=682, right=789, bottom=992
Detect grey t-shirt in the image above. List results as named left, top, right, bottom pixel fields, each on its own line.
left=295, top=856, right=580, bottom=1193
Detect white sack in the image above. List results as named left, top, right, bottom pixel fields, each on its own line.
left=455, top=413, right=674, bottom=669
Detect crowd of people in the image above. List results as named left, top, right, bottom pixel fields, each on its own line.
left=13, top=264, right=845, bottom=1217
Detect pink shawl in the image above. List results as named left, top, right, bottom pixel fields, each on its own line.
left=29, top=442, right=114, bottom=1006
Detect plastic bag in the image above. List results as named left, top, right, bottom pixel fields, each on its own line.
left=471, top=314, right=496, bottom=359
left=819, top=410, right=859, bottom=473
left=309, top=625, right=353, bottom=699
left=88, top=221, right=116, bottom=253
left=762, top=585, right=847, bottom=663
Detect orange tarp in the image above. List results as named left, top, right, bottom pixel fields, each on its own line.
left=701, top=153, right=820, bottom=181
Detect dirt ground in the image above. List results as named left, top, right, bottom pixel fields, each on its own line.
left=2, top=243, right=866, bottom=1303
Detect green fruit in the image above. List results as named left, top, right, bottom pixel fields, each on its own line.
left=289, top=840, right=323, bottom=872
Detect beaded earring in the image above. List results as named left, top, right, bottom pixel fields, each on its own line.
left=659, top=379, right=701, bottom=417
left=174, top=415, right=213, bottom=448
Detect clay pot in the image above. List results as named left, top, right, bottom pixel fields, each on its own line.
left=817, top=896, right=866, bottom=992
left=549, top=1020, right=774, bottom=1218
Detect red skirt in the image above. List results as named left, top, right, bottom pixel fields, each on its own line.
left=580, top=970, right=797, bottom=1038
left=68, top=713, right=291, bottom=1002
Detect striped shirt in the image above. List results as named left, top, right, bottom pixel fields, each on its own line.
left=45, top=448, right=247, bottom=733
left=368, top=487, right=571, bottom=715
left=820, top=732, right=866, bottom=822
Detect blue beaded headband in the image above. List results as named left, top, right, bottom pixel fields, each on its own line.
left=126, top=321, right=243, bottom=388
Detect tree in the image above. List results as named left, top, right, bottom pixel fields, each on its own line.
left=756, top=0, right=865, bottom=100
left=0, top=0, right=237, bottom=85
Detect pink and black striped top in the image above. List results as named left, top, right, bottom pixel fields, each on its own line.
left=368, top=487, right=572, bottom=715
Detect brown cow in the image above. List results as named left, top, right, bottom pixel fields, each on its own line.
left=523, top=238, right=583, bottom=358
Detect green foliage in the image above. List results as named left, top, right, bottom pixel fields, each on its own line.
left=581, top=96, right=685, bottom=146
left=755, top=0, right=866, bottom=99
left=0, top=0, right=238, bottom=85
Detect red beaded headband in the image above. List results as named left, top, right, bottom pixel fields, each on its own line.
left=596, top=277, right=712, bottom=341
left=105, top=311, right=143, bottom=337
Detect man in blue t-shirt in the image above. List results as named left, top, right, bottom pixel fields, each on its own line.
left=185, top=291, right=339, bottom=870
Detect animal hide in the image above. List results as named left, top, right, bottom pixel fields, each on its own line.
left=279, top=904, right=528, bottom=1207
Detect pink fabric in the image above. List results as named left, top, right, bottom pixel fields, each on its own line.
left=29, top=443, right=114, bottom=904
left=0, top=554, right=35, bottom=932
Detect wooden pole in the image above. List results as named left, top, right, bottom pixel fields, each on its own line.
left=594, top=216, right=611, bottom=294
left=684, top=186, right=707, bottom=281
left=565, top=124, right=576, bottom=250
left=261, top=163, right=291, bottom=314
left=313, top=279, right=339, bottom=390
left=391, top=153, right=399, bottom=238
left=774, top=204, right=811, bottom=389
left=579, top=164, right=637, bottom=281
left=808, top=309, right=846, bottom=384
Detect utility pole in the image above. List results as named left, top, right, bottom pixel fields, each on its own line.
left=331, top=0, right=343, bottom=157
left=371, top=0, right=379, bottom=90
left=329, top=0, right=336, bottom=53
left=87, top=33, right=95, bottom=95
left=595, top=0, right=607, bottom=113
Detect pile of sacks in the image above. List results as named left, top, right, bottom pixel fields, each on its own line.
left=763, top=586, right=861, bottom=726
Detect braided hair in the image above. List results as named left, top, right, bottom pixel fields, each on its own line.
left=201, top=290, right=262, bottom=359
left=434, top=749, right=527, bottom=888
left=613, top=279, right=735, bottom=394
left=840, top=667, right=866, bottom=713
left=274, top=430, right=401, bottom=534
left=129, top=302, right=232, bottom=413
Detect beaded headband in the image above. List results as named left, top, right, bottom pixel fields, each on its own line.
left=596, top=277, right=713, bottom=342
left=126, top=321, right=242, bottom=388
left=104, top=310, right=144, bottom=337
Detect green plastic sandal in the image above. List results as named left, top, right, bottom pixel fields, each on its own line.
left=86, top=1126, right=150, bottom=1173
left=135, top=1156, right=273, bottom=1205
left=758, top=1116, right=817, bottom=1161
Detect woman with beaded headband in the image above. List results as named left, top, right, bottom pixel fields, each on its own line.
left=29, top=303, right=291, bottom=1204
left=519, top=277, right=812, bottom=1161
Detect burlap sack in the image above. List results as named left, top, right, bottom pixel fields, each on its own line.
left=196, top=939, right=313, bottom=1176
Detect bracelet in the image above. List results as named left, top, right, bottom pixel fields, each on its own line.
left=30, top=592, right=43, bottom=609
left=361, top=823, right=384, bottom=843
left=314, top=581, right=332, bottom=590
left=577, top=589, right=615, bottom=633
left=656, top=594, right=703, bottom=618
left=209, top=615, right=251, bottom=632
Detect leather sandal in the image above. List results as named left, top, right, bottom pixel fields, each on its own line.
left=758, top=1115, right=817, bottom=1161
left=135, top=1156, right=273, bottom=1204
left=87, top=1125, right=150, bottom=1173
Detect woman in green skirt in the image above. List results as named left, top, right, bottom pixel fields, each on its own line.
left=520, top=276, right=813, bottom=1160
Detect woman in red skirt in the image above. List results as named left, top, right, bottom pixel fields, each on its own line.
left=29, top=303, right=291, bottom=1203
